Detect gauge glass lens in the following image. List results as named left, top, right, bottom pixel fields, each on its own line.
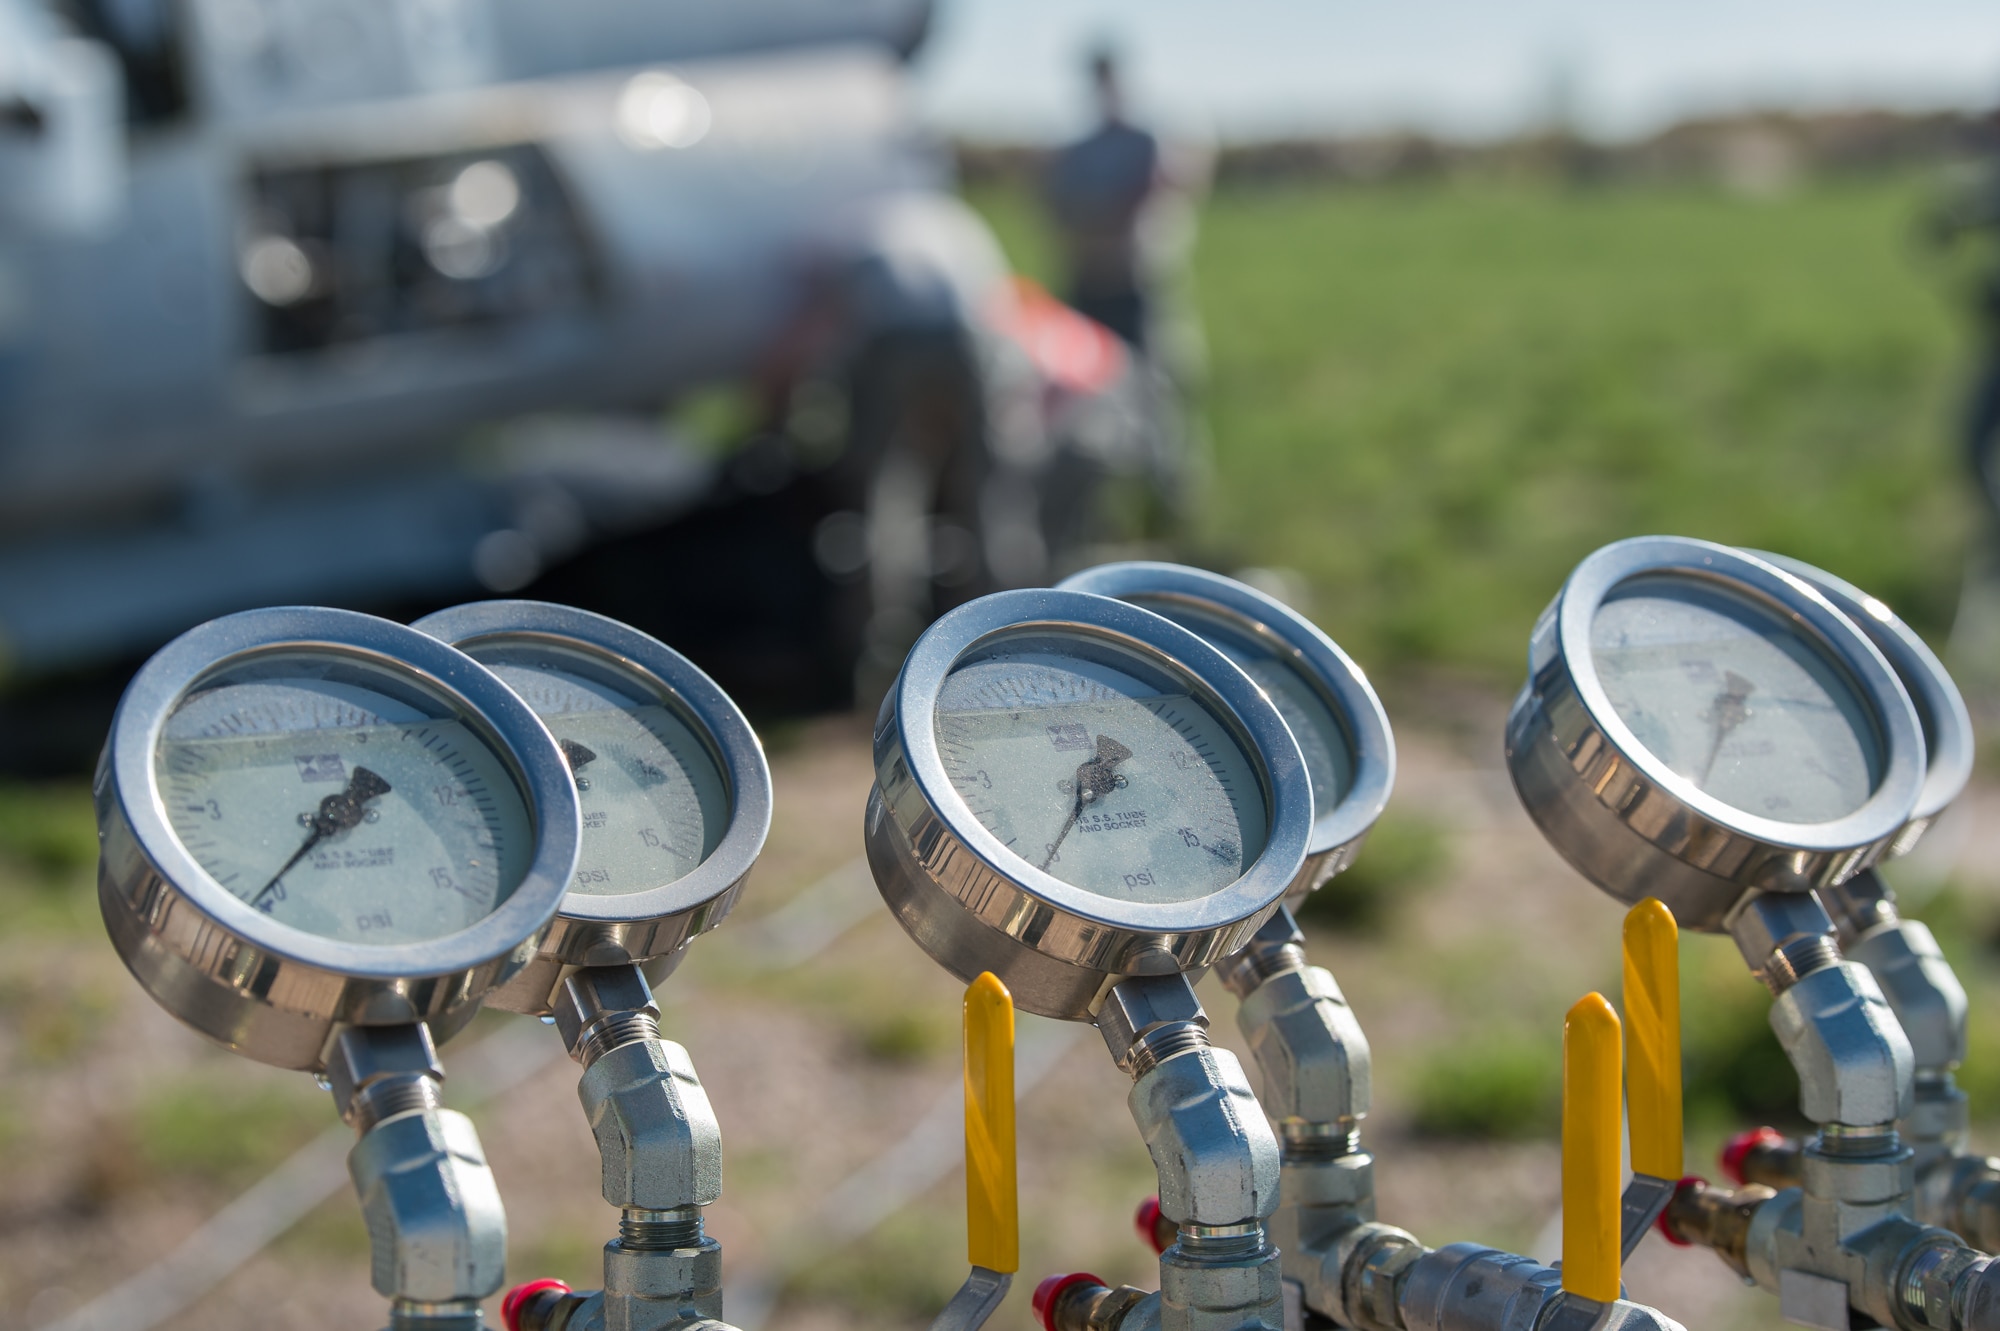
left=468, top=643, right=729, bottom=899
left=932, top=644, right=1268, bottom=904
left=155, top=659, right=534, bottom=943
left=1141, top=602, right=1355, bottom=821
left=1589, top=577, right=1883, bottom=823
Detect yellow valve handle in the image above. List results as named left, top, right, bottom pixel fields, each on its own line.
left=964, top=972, right=1018, bottom=1274
left=1563, top=991, right=1622, bottom=1303
left=1622, top=899, right=1683, bottom=1181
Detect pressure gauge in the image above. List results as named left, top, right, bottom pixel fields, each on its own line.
left=97, top=607, right=581, bottom=1071
left=1747, top=552, right=1972, bottom=858
left=412, top=601, right=771, bottom=1013
left=866, top=588, right=1312, bottom=1020
left=1058, top=562, right=1394, bottom=901
left=1505, top=536, right=1925, bottom=933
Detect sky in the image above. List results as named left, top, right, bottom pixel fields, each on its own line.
left=910, top=0, right=2000, bottom=144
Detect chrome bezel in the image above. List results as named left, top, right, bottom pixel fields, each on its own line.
left=1504, top=537, right=1925, bottom=933
left=1057, top=561, right=1395, bottom=900
left=412, top=600, right=771, bottom=1011
left=867, top=587, right=1311, bottom=1020
left=1748, top=552, right=1972, bottom=856
left=98, top=606, right=581, bottom=1070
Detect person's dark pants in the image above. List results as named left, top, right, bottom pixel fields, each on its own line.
left=1968, top=349, right=2000, bottom=525
left=1070, top=290, right=1148, bottom=352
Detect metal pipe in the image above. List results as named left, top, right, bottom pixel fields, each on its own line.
left=327, top=1024, right=509, bottom=1330
left=507, top=965, right=735, bottom=1331
left=1097, top=973, right=1285, bottom=1331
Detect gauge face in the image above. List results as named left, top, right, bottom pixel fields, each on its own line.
left=931, top=645, right=1269, bottom=905
left=155, top=665, right=535, bottom=944
left=1589, top=577, right=1883, bottom=824
left=1145, top=603, right=1355, bottom=823
left=469, top=645, right=729, bottom=899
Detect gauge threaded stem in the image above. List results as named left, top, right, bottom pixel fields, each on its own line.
left=1760, top=935, right=1842, bottom=995
left=619, top=1206, right=704, bottom=1250
left=1218, top=940, right=1307, bottom=998
left=352, top=1074, right=442, bottom=1135
left=1128, top=1021, right=1210, bottom=1078
left=576, top=1011, right=661, bottom=1069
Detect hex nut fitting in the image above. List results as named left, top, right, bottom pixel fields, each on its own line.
left=1334, top=1226, right=1423, bottom=1331
left=1847, top=921, right=1968, bottom=1071
left=348, top=1107, right=506, bottom=1303
left=1729, top=892, right=1839, bottom=971
left=1129, top=1046, right=1280, bottom=1227
left=1158, top=1244, right=1282, bottom=1331
left=1957, top=1257, right=2000, bottom=1331
left=1099, top=975, right=1209, bottom=1073
left=1770, top=962, right=1914, bottom=1127
left=326, top=1024, right=444, bottom=1126
left=554, top=967, right=661, bottom=1059
left=1800, top=1143, right=1913, bottom=1206
left=1234, top=965, right=1371, bottom=1128
left=602, top=1236, right=724, bottom=1328
left=578, top=1038, right=723, bottom=1211
left=1883, top=1236, right=1982, bottom=1331
left=1279, top=1152, right=1375, bottom=1211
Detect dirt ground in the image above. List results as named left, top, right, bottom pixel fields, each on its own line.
left=9, top=692, right=2000, bottom=1331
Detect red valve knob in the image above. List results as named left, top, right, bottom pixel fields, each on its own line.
left=1033, top=1272, right=1106, bottom=1331
left=1656, top=1177, right=1705, bottom=1246
left=501, top=1279, right=572, bottom=1331
left=1721, top=1126, right=1786, bottom=1187
left=1134, top=1196, right=1169, bottom=1254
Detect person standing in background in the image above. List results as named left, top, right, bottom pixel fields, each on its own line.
left=1930, top=104, right=2000, bottom=708
left=1930, top=106, right=2000, bottom=526
left=1042, top=46, right=1164, bottom=352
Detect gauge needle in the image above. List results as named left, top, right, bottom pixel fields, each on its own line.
left=253, top=766, right=393, bottom=907
left=1040, top=735, right=1133, bottom=871
left=559, top=738, right=597, bottom=776
left=1697, top=670, right=1756, bottom=784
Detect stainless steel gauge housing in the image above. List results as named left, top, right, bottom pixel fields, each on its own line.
left=867, top=588, right=1312, bottom=1020
left=1747, top=552, right=1972, bottom=859
left=412, top=601, right=772, bottom=1014
left=1505, top=537, right=1925, bottom=933
left=98, top=607, right=582, bottom=1071
left=1057, top=561, right=1395, bottom=901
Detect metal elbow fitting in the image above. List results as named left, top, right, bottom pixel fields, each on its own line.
left=1101, top=974, right=1282, bottom=1228
left=1770, top=961, right=1915, bottom=1129
left=1099, top=974, right=1284, bottom=1331
left=349, top=1106, right=508, bottom=1308
left=555, top=965, right=723, bottom=1215
left=1234, top=962, right=1372, bottom=1147
left=1822, top=873, right=1970, bottom=1167
left=1823, top=870, right=1969, bottom=1075
left=1127, top=1040, right=1281, bottom=1227
left=1847, top=920, right=1968, bottom=1073
left=578, top=1037, right=724, bottom=1213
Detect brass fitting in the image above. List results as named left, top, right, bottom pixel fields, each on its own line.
left=1661, top=1178, right=1776, bottom=1280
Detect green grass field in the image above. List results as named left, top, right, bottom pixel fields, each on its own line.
left=972, top=174, right=1981, bottom=683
